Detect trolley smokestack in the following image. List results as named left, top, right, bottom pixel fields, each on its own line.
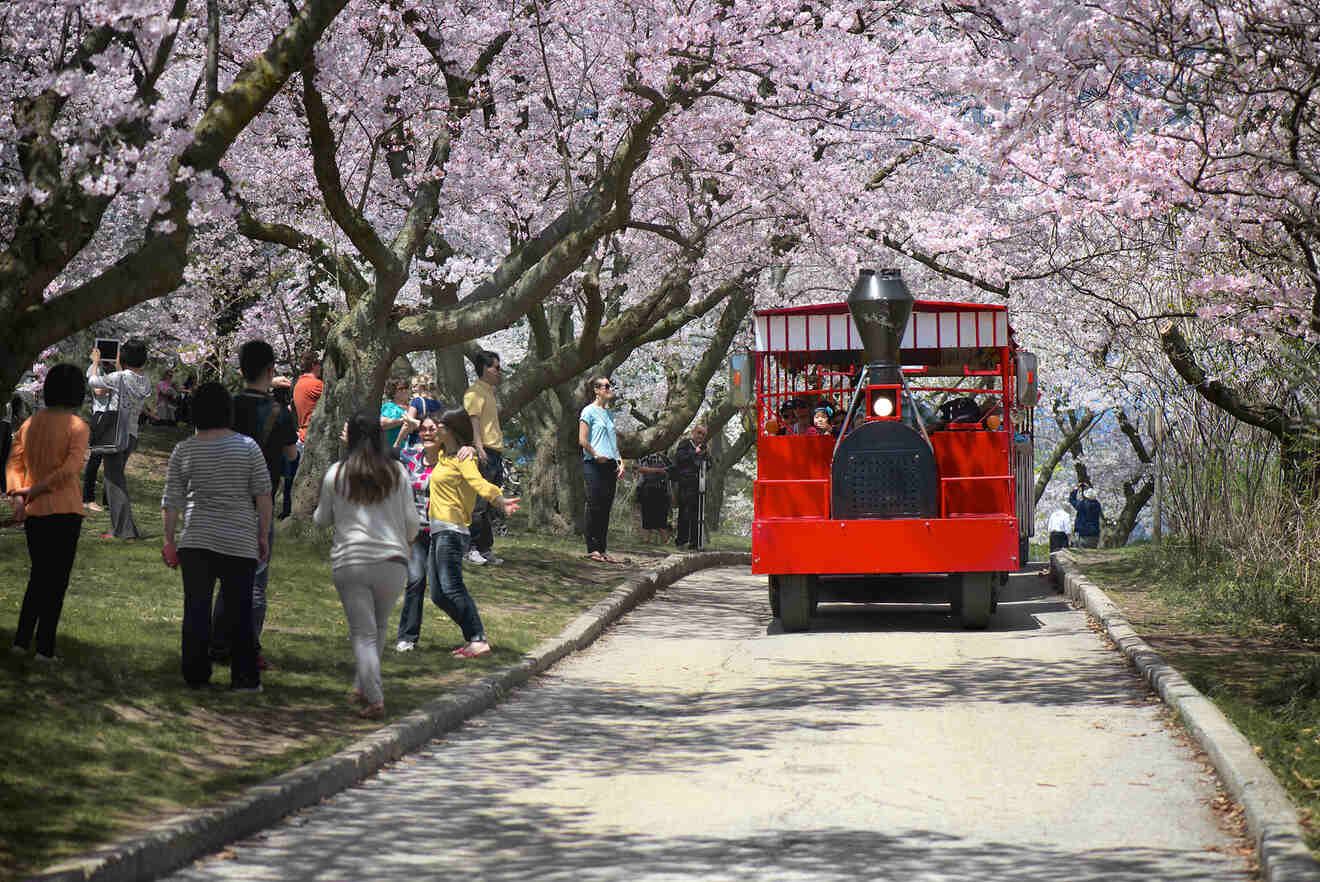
left=848, top=268, right=912, bottom=385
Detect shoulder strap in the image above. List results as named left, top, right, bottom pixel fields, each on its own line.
left=259, top=397, right=280, bottom=448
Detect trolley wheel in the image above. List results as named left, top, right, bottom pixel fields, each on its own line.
left=768, top=576, right=781, bottom=618
left=959, top=573, right=993, bottom=629
left=779, top=574, right=814, bottom=633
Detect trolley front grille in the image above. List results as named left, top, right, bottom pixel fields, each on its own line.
left=843, top=452, right=927, bottom=517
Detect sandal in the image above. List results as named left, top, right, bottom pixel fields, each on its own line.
left=452, top=641, right=491, bottom=658
left=359, top=702, right=385, bottom=720
left=349, top=688, right=367, bottom=707
left=585, top=552, right=606, bottom=562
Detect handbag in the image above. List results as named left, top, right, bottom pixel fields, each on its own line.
left=89, top=375, right=132, bottom=455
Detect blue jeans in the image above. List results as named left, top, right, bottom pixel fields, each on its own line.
left=396, top=531, right=430, bottom=644
left=428, top=530, right=485, bottom=643
left=279, top=451, right=299, bottom=516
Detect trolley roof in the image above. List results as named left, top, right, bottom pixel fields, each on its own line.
left=754, top=300, right=1009, bottom=353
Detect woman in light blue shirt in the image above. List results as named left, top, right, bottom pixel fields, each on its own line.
left=578, top=376, right=624, bottom=562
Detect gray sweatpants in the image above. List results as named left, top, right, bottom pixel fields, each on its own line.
left=332, top=561, right=407, bottom=705
left=103, top=435, right=141, bottom=539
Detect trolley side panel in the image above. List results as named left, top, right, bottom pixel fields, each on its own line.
left=752, top=516, right=1018, bottom=575
left=755, top=435, right=835, bottom=520
left=929, top=430, right=1013, bottom=517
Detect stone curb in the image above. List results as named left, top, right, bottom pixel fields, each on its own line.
left=1052, top=551, right=1319, bottom=882
left=33, top=551, right=752, bottom=882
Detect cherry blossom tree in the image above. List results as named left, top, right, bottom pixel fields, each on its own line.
left=0, top=0, right=353, bottom=395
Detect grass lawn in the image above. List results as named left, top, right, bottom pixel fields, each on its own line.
left=0, top=424, right=749, bottom=880
left=1074, top=544, right=1320, bottom=854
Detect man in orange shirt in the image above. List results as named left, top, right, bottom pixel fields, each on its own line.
left=282, top=352, right=323, bottom=519
left=292, top=352, right=323, bottom=444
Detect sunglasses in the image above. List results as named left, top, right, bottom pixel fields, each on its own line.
left=596, top=382, right=614, bottom=389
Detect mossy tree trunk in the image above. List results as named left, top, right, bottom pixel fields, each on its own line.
left=290, top=309, right=398, bottom=517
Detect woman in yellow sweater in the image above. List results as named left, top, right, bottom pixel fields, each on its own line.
left=6, top=364, right=90, bottom=661
left=428, top=408, right=519, bottom=658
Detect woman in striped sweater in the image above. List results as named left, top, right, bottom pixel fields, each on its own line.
left=160, top=382, right=271, bottom=691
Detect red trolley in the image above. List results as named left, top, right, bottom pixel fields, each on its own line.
left=749, top=269, right=1038, bottom=630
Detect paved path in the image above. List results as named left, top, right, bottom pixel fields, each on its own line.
left=167, top=567, right=1249, bottom=881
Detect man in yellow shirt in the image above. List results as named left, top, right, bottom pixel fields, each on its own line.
left=463, top=351, right=505, bottom=565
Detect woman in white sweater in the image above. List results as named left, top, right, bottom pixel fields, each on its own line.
left=313, top=412, right=415, bottom=719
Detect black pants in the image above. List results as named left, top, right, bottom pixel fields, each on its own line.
left=1049, top=531, right=1069, bottom=553
left=14, top=514, right=84, bottom=657
left=179, top=548, right=259, bottom=688
left=0, top=425, right=10, bottom=493
left=82, top=451, right=108, bottom=504
left=469, top=448, right=504, bottom=554
left=675, top=480, right=702, bottom=549
left=582, top=459, right=618, bottom=555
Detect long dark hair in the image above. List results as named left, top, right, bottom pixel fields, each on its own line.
left=335, top=411, right=400, bottom=504
left=439, top=407, right=475, bottom=448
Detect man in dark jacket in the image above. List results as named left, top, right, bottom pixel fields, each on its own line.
left=212, top=340, right=298, bottom=669
left=673, top=425, right=709, bottom=550
left=1068, top=484, right=1103, bottom=548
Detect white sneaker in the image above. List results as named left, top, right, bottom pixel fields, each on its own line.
left=396, top=640, right=416, bottom=653
left=233, top=684, right=263, bottom=694
left=10, top=645, right=27, bottom=656
left=34, top=653, right=59, bottom=664
left=482, top=553, right=504, bottom=565
left=465, top=549, right=487, bottom=565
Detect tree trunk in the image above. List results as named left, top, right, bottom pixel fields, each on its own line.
left=1102, top=477, right=1154, bottom=548
left=705, top=421, right=755, bottom=533
left=290, top=313, right=396, bottom=518
left=522, top=395, right=565, bottom=532
left=1160, top=320, right=1319, bottom=502
left=1099, top=408, right=1159, bottom=547
left=1034, top=405, right=1101, bottom=505
left=553, top=383, right=587, bottom=535
left=426, top=280, right=473, bottom=406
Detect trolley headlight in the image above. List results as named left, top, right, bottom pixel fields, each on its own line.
left=873, top=396, right=895, bottom=417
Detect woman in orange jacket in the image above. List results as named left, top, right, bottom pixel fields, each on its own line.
left=6, top=365, right=90, bottom=661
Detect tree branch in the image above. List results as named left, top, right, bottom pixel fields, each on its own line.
left=235, top=206, right=371, bottom=305
left=1033, top=407, right=1100, bottom=505
left=879, top=234, right=1011, bottom=297
left=301, top=60, right=402, bottom=285
left=497, top=264, right=694, bottom=415
left=1159, top=321, right=1289, bottom=438
left=618, top=280, right=754, bottom=457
